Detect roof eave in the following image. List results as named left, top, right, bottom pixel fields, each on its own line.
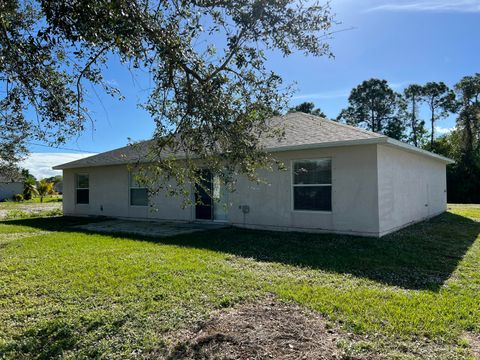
left=52, top=159, right=134, bottom=170
left=384, top=138, right=455, bottom=164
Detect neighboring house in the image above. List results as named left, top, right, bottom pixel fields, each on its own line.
left=0, top=175, right=23, bottom=202
left=54, top=181, right=63, bottom=194
left=53, top=113, right=453, bottom=237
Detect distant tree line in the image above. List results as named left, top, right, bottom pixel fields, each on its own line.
left=288, top=102, right=326, bottom=118
left=289, top=73, right=480, bottom=203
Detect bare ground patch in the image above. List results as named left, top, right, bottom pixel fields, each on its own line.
left=464, top=333, right=480, bottom=359
left=163, top=297, right=344, bottom=360
left=159, top=297, right=473, bottom=360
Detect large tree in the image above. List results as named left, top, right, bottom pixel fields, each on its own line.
left=288, top=102, right=326, bottom=117
left=422, top=82, right=457, bottom=150
left=403, top=84, right=428, bottom=147
left=337, top=79, right=404, bottom=139
left=454, top=74, right=480, bottom=156
left=0, top=0, right=334, bottom=198
left=0, top=88, right=29, bottom=179
left=437, top=74, right=480, bottom=204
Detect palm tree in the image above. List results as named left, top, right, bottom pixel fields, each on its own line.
left=37, top=180, right=54, bottom=203
left=23, top=182, right=39, bottom=201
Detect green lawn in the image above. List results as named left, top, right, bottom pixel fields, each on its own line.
left=0, top=195, right=62, bottom=208
left=0, top=207, right=479, bottom=358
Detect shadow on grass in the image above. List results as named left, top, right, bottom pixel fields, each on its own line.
left=6, top=320, right=78, bottom=360
left=2, top=212, right=479, bottom=291
left=0, top=316, right=125, bottom=359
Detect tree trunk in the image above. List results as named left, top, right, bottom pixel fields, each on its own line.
left=411, top=96, right=418, bottom=147
left=371, top=108, right=376, bottom=132
left=463, top=110, right=474, bottom=155
left=430, top=104, right=435, bottom=150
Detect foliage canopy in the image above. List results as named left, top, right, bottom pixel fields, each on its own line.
left=1, top=0, right=334, bottom=195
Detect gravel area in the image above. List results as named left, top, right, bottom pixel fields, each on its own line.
left=0, top=202, right=62, bottom=219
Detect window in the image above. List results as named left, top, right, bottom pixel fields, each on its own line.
left=76, top=174, right=89, bottom=204
left=130, top=173, right=148, bottom=206
left=293, top=159, right=332, bottom=211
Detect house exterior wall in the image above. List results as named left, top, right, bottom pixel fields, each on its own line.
left=63, top=165, right=192, bottom=220
left=0, top=182, right=23, bottom=201
left=376, top=144, right=447, bottom=236
left=62, top=144, right=380, bottom=236
left=229, top=145, right=380, bottom=235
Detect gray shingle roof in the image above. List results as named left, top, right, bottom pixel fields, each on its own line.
left=53, top=112, right=451, bottom=169
left=261, top=112, right=385, bottom=149
left=53, top=140, right=155, bottom=170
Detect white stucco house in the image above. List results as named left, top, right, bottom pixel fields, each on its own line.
left=0, top=176, right=23, bottom=202
left=53, top=113, right=453, bottom=237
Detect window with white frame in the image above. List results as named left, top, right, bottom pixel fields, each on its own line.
left=129, top=173, right=148, bottom=206
left=76, top=174, right=89, bottom=204
left=292, top=159, right=332, bottom=211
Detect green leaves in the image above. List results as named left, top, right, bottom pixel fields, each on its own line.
left=1, top=0, right=334, bottom=198
left=336, top=79, right=464, bottom=147
left=288, top=102, right=326, bottom=118
left=337, top=79, right=403, bottom=138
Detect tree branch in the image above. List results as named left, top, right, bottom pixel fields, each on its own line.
left=206, top=29, right=245, bottom=82
left=75, top=43, right=112, bottom=119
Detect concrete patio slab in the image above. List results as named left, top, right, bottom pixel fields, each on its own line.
left=73, top=219, right=228, bottom=237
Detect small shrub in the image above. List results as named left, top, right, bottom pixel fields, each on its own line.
left=14, top=194, right=24, bottom=202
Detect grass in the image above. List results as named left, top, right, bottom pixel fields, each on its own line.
left=0, top=206, right=479, bottom=358
left=0, top=195, right=62, bottom=209
left=448, top=204, right=480, bottom=220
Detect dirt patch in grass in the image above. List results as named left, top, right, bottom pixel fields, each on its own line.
left=161, top=297, right=474, bottom=360
left=163, top=297, right=375, bottom=360
left=464, top=333, right=480, bottom=359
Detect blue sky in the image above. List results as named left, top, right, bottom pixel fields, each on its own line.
left=25, top=0, right=480, bottom=178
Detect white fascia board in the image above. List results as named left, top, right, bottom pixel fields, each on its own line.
left=384, top=138, right=455, bottom=164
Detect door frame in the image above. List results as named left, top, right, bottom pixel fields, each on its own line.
left=194, top=170, right=213, bottom=221
left=193, top=170, right=229, bottom=222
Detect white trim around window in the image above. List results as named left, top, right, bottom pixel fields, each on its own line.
left=75, top=173, right=89, bottom=205
left=129, top=172, right=149, bottom=207
left=291, top=158, right=332, bottom=213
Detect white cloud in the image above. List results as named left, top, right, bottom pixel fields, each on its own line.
left=20, top=153, right=95, bottom=179
left=366, top=0, right=480, bottom=13
left=435, top=126, right=455, bottom=135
